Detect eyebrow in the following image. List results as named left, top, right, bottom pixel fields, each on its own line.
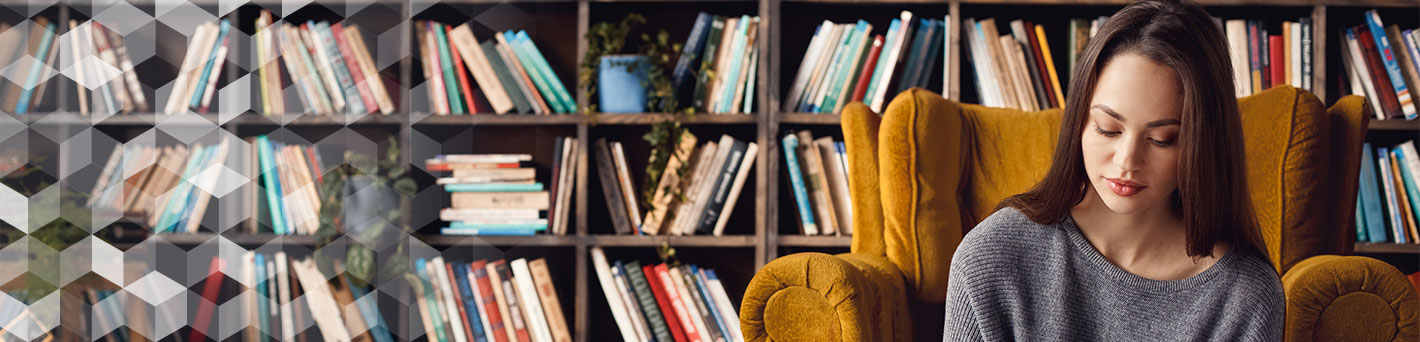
left=1093, top=104, right=1181, bottom=128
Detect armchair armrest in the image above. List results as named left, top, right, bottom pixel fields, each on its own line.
left=1281, top=255, right=1419, bottom=342
left=741, top=252, right=912, bottom=341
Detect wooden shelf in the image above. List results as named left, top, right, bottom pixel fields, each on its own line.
left=231, top=113, right=405, bottom=126
left=585, top=234, right=757, bottom=247
left=418, top=234, right=582, bottom=246
left=587, top=113, right=758, bottom=125
left=413, top=113, right=584, bottom=126
left=780, top=113, right=843, bottom=125
left=1354, top=242, right=1420, bottom=254
left=1368, top=119, right=1420, bottom=132
left=778, top=235, right=852, bottom=247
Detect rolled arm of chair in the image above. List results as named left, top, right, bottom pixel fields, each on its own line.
left=1282, top=255, right=1419, bottom=342
left=741, top=252, right=912, bottom=342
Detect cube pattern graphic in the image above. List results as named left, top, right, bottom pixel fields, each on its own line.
left=0, top=1, right=551, bottom=341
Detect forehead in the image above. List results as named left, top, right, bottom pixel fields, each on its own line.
left=1088, top=54, right=1183, bottom=122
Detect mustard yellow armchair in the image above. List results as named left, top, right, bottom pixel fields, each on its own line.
left=741, top=87, right=1419, bottom=341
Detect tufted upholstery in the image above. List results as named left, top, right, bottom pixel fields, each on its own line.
left=742, top=86, right=1419, bottom=341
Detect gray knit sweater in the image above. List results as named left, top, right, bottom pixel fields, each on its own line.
left=943, top=207, right=1284, bottom=341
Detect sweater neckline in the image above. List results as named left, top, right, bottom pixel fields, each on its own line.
left=1059, top=214, right=1239, bottom=293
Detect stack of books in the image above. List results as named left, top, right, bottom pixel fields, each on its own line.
left=228, top=252, right=395, bottom=342
left=676, top=13, right=761, bottom=115
left=88, top=137, right=235, bottom=234
left=67, top=20, right=149, bottom=115
left=963, top=18, right=1063, bottom=111
left=1337, top=10, right=1418, bottom=120
left=1, top=17, right=59, bottom=115
left=163, top=19, right=233, bottom=115
left=1220, top=17, right=1316, bottom=98
left=1357, top=141, right=1420, bottom=245
left=595, top=134, right=758, bottom=236
left=248, top=135, right=328, bottom=236
left=427, top=147, right=574, bottom=236
left=409, top=257, right=571, bottom=342
left=785, top=11, right=946, bottom=114
left=591, top=247, right=743, bottom=342
left=254, top=11, right=396, bottom=116
left=417, top=20, right=573, bottom=115
left=782, top=131, right=852, bottom=237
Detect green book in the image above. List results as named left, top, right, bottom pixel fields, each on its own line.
left=443, top=182, right=544, bottom=192
left=822, top=21, right=869, bottom=113
left=693, top=17, right=726, bottom=111
left=678, top=265, right=725, bottom=342
left=481, top=40, right=532, bottom=114
left=433, top=23, right=465, bottom=114
left=515, top=30, right=575, bottom=114
left=503, top=31, right=562, bottom=113
left=896, top=19, right=931, bottom=94
left=256, top=136, right=287, bottom=235
left=624, top=261, right=673, bottom=342
left=415, top=259, right=449, bottom=342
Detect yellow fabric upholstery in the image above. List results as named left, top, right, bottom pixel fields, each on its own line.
left=742, top=87, right=1419, bottom=341
left=843, top=102, right=886, bottom=256
left=1282, top=255, right=1419, bottom=341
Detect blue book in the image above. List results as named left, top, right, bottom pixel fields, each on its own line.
left=782, top=133, right=819, bottom=234
left=806, top=22, right=856, bottom=113
left=503, top=31, right=561, bottom=113
left=444, top=182, right=545, bottom=192
left=1357, top=194, right=1369, bottom=242
left=441, top=227, right=539, bottom=236
left=155, top=145, right=213, bottom=233
left=254, top=253, right=269, bottom=338
left=863, top=19, right=902, bottom=110
left=690, top=265, right=730, bottom=340
left=415, top=259, right=449, bottom=342
left=256, top=136, right=288, bottom=235
left=15, top=21, right=55, bottom=114
left=514, top=31, right=575, bottom=114
left=1393, top=147, right=1420, bottom=234
left=1365, top=10, right=1416, bottom=118
left=316, top=21, right=367, bottom=114
left=348, top=278, right=395, bottom=342
left=717, top=16, right=752, bottom=113
left=1378, top=147, right=1407, bottom=243
left=673, top=12, right=714, bottom=105
left=189, top=20, right=231, bottom=109
left=453, top=263, right=488, bottom=342
left=821, top=20, right=870, bottom=114
left=270, top=140, right=294, bottom=234
left=1360, top=143, right=1388, bottom=242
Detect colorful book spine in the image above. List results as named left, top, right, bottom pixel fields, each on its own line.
left=332, top=23, right=378, bottom=114
left=1365, top=10, right=1417, bottom=118
left=1379, top=147, right=1408, bottom=243
left=444, top=183, right=545, bottom=192
left=514, top=31, right=575, bottom=114
left=433, top=23, right=464, bottom=114
left=15, top=21, right=55, bottom=114
left=1361, top=143, right=1388, bottom=242
left=189, top=20, right=230, bottom=109
left=782, top=133, right=818, bottom=235
left=717, top=16, right=752, bottom=113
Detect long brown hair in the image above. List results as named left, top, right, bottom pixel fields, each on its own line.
left=996, top=0, right=1266, bottom=259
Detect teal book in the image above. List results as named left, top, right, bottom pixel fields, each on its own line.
left=863, top=19, right=902, bottom=112
left=15, top=21, right=55, bottom=114
left=504, top=31, right=562, bottom=113
left=433, top=22, right=465, bottom=114
left=808, top=24, right=856, bottom=113
left=821, top=20, right=869, bottom=113
left=441, top=224, right=544, bottom=235
left=1392, top=148, right=1420, bottom=233
left=316, top=21, right=366, bottom=114
left=256, top=136, right=288, bottom=235
left=347, top=277, right=396, bottom=342
left=154, top=145, right=212, bottom=233
left=716, top=16, right=752, bottom=113
left=782, top=133, right=818, bottom=234
left=254, top=253, right=269, bottom=338
left=690, top=265, right=730, bottom=341
left=414, top=259, right=449, bottom=342
left=481, top=41, right=533, bottom=114
left=447, top=221, right=548, bottom=230
left=293, top=23, right=335, bottom=113
left=515, top=31, right=575, bottom=114
left=189, top=20, right=231, bottom=109
left=444, top=182, right=544, bottom=192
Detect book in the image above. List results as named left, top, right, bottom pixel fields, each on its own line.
left=594, top=138, right=635, bottom=234
left=797, top=131, right=839, bottom=235
left=624, top=261, right=673, bottom=342
left=510, top=259, right=552, bottom=342
left=643, top=264, right=689, bottom=342
left=712, top=142, right=759, bottom=236
left=696, top=138, right=748, bottom=235
left=782, top=133, right=819, bottom=235
left=527, top=259, right=571, bottom=342
left=449, top=24, right=517, bottom=114
left=1365, top=10, right=1418, bottom=118
left=590, top=248, right=640, bottom=342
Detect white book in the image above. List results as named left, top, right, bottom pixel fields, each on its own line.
left=512, top=258, right=553, bottom=342
left=304, top=25, right=346, bottom=112
left=611, top=142, right=643, bottom=229
left=289, top=258, right=354, bottom=342
left=669, top=267, right=712, bottom=342
left=243, top=252, right=259, bottom=342
left=709, top=17, right=740, bottom=113
left=555, top=137, right=578, bottom=235
left=810, top=23, right=854, bottom=113
left=274, top=252, right=295, bottom=342
left=673, top=141, right=720, bottom=235
left=801, top=24, right=845, bottom=112
left=265, top=258, right=278, bottom=338
left=589, top=247, right=640, bottom=341
left=448, top=24, right=515, bottom=114
left=432, top=258, right=469, bottom=342
left=1345, top=33, right=1386, bottom=119
left=1290, top=22, right=1302, bottom=89
left=703, top=270, right=743, bottom=342
left=817, top=137, right=853, bottom=236
left=1225, top=19, right=1251, bottom=97
left=785, top=21, right=833, bottom=112
left=343, top=25, right=396, bottom=114
left=712, top=142, right=757, bottom=236
left=944, top=14, right=953, bottom=98
left=680, top=135, right=736, bottom=235
left=197, top=32, right=229, bottom=110
left=165, top=22, right=215, bottom=114
left=611, top=261, right=650, bottom=341
left=870, top=11, right=916, bottom=112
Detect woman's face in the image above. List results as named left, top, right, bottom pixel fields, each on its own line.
left=1081, top=53, right=1183, bottom=217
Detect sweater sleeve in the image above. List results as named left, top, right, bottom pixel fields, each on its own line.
left=942, top=237, right=986, bottom=342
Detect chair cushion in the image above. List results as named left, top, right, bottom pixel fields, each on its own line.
left=843, top=102, right=886, bottom=256
left=958, top=103, right=1063, bottom=225
left=1281, top=255, right=1419, bottom=342
left=1238, top=85, right=1331, bottom=273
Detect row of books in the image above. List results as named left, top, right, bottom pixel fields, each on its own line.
left=417, top=20, right=573, bottom=115
left=595, top=134, right=758, bottom=236
left=232, top=252, right=395, bottom=342
left=675, top=13, right=760, bottom=115
left=427, top=145, right=576, bottom=236
left=964, top=18, right=1063, bottom=111
left=782, top=131, right=852, bottom=237
left=1338, top=10, right=1419, bottom=120
left=1222, top=17, right=1316, bottom=99
left=163, top=19, right=233, bottom=115
left=1357, top=141, right=1420, bottom=245
left=591, top=247, right=743, bottom=342
left=253, top=11, right=396, bottom=116
left=785, top=11, right=946, bottom=114
left=88, top=137, right=235, bottom=234
left=2, top=18, right=59, bottom=115
left=67, top=19, right=149, bottom=115
left=409, top=257, right=571, bottom=342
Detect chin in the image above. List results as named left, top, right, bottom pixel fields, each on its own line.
left=1096, top=186, right=1169, bottom=216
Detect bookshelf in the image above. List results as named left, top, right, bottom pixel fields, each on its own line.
left=2, top=0, right=1417, bottom=341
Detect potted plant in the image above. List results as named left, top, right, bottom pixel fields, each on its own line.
left=582, top=14, right=650, bottom=114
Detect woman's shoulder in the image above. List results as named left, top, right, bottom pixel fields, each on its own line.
left=954, top=206, right=1069, bottom=266
left=1218, top=248, right=1285, bottom=301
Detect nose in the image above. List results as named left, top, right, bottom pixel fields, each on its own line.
left=1113, top=134, right=1145, bottom=174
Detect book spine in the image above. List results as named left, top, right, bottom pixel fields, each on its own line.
left=643, top=264, right=689, bottom=342
left=527, top=259, right=571, bottom=342
left=696, top=140, right=747, bottom=235
left=515, top=31, right=575, bottom=114
left=612, top=261, right=652, bottom=341
left=625, top=261, right=673, bottom=342
left=674, top=12, right=713, bottom=106
left=15, top=21, right=55, bottom=114
left=679, top=266, right=723, bottom=342
left=657, top=264, right=702, bottom=342
left=594, top=139, right=633, bottom=234
left=1270, top=35, right=1285, bottom=91
left=510, top=259, right=552, bottom=342
left=494, top=263, right=529, bottom=342
left=1358, top=27, right=1404, bottom=119
left=473, top=262, right=511, bottom=342
left=333, top=23, right=378, bottom=114
left=453, top=263, right=488, bottom=342
left=712, top=143, right=758, bottom=236
left=481, top=41, right=532, bottom=114
left=1366, top=10, right=1417, bottom=118
left=782, top=133, right=819, bottom=235
left=433, top=23, right=465, bottom=114
left=1379, top=147, right=1406, bottom=243
left=1301, top=18, right=1313, bottom=91
left=851, top=35, right=885, bottom=103
left=590, top=249, right=641, bottom=342
left=188, top=20, right=230, bottom=110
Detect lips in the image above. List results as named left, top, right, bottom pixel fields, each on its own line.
left=1106, top=178, right=1146, bottom=197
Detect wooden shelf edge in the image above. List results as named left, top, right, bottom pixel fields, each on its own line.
left=778, top=235, right=853, bottom=247
left=412, top=113, right=584, bottom=126
left=779, top=113, right=843, bottom=125
left=1367, top=119, right=1420, bottom=132
left=418, top=234, right=581, bottom=246
left=587, top=113, right=758, bottom=125
left=585, top=234, right=757, bottom=247
left=1354, top=242, right=1420, bottom=254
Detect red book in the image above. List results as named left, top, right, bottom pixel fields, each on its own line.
left=1269, top=35, right=1284, bottom=92
left=1025, top=22, right=1057, bottom=108
left=1357, top=27, right=1404, bottom=119
left=331, top=23, right=378, bottom=114
left=425, top=162, right=522, bottom=172
left=850, top=35, right=885, bottom=103
left=644, top=264, right=688, bottom=342
left=472, top=260, right=511, bottom=342
left=444, top=24, right=480, bottom=114
left=494, top=261, right=531, bottom=342
left=654, top=263, right=702, bottom=342
left=189, top=256, right=223, bottom=342
left=446, top=262, right=476, bottom=341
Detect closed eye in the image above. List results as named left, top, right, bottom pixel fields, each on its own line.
left=1094, top=125, right=1120, bottom=137
left=1149, top=138, right=1176, bottom=147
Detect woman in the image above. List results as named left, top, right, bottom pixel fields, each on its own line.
left=942, top=0, right=1284, bottom=340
